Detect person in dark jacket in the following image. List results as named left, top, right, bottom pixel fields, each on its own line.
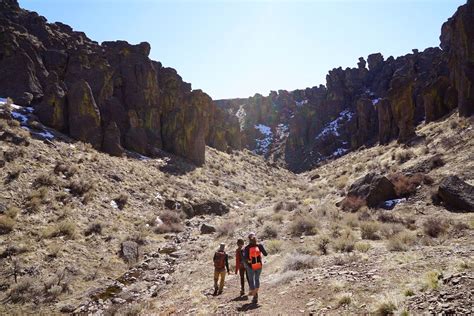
left=243, top=232, right=268, bottom=303
left=213, top=243, right=230, bottom=295
left=235, top=238, right=249, bottom=296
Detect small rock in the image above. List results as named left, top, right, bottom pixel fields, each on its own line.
left=200, top=223, right=216, bottom=234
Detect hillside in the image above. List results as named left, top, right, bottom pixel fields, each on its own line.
left=1, top=95, right=473, bottom=315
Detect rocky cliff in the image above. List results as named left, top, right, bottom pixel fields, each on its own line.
left=0, top=0, right=241, bottom=165
left=216, top=1, right=473, bottom=173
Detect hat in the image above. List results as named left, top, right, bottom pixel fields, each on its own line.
left=219, top=243, right=225, bottom=251
left=248, top=232, right=256, bottom=239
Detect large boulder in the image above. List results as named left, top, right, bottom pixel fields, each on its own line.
left=102, top=121, right=124, bottom=157
left=67, top=79, right=103, bottom=149
left=182, top=200, right=230, bottom=218
left=347, top=173, right=398, bottom=208
left=120, top=241, right=139, bottom=263
left=438, top=175, right=474, bottom=212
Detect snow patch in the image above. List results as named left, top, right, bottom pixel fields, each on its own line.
left=110, top=200, right=119, bottom=209
left=36, top=130, right=55, bottom=139
left=236, top=104, right=247, bottom=130
left=295, top=99, right=308, bottom=107
left=372, top=98, right=381, bottom=106
left=315, top=110, right=354, bottom=140
left=254, top=124, right=273, bottom=155
left=276, top=123, right=289, bottom=140
left=381, top=198, right=406, bottom=210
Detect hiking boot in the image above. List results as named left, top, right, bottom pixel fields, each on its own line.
left=218, top=289, right=223, bottom=295
left=252, top=294, right=258, bottom=304
left=213, top=288, right=218, bottom=296
left=240, top=289, right=245, bottom=296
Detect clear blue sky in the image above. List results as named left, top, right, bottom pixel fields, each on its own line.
left=20, top=0, right=466, bottom=100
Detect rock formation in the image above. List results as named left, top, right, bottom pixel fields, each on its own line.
left=0, top=0, right=240, bottom=164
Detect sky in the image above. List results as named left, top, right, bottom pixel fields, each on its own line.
left=20, top=0, right=466, bottom=100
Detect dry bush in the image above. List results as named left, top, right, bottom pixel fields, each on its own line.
left=386, top=231, right=416, bottom=252
left=354, top=242, right=371, bottom=253
left=4, top=148, right=24, bottom=163
left=388, top=173, right=424, bottom=197
left=216, top=220, right=237, bottom=237
left=375, top=301, right=397, bottom=316
left=0, top=216, right=15, bottom=234
left=340, top=195, right=366, bottom=212
left=337, top=294, right=352, bottom=307
left=343, top=213, right=360, bottom=228
left=54, top=162, right=77, bottom=178
left=283, top=253, right=317, bottom=271
left=5, top=206, right=19, bottom=219
left=271, top=212, right=284, bottom=223
left=84, top=222, right=103, bottom=236
left=394, top=149, right=413, bottom=164
left=114, top=193, right=128, bottom=210
left=423, top=217, right=449, bottom=238
left=25, top=188, right=48, bottom=213
left=317, top=236, right=331, bottom=255
left=265, top=239, right=283, bottom=253
left=33, top=173, right=56, bottom=188
left=273, top=200, right=298, bottom=212
left=335, top=175, right=349, bottom=190
left=423, top=270, right=442, bottom=290
left=379, top=223, right=405, bottom=239
left=5, top=166, right=21, bottom=183
left=154, top=210, right=184, bottom=234
left=68, top=179, right=92, bottom=196
left=360, top=221, right=381, bottom=240
left=261, top=223, right=278, bottom=239
left=290, top=212, right=318, bottom=236
left=44, top=221, right=76, bottom=239
left=333, top=234, right=355, bottom=253
left=7, top=277, right=37, bottom=303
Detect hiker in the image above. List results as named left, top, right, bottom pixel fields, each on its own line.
left=244, top=232, right=268, bottom=303
left=213, top=243, right=230, bottom=296
left=235, top=238, right=249, bottom=296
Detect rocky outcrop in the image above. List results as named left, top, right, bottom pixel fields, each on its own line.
left=438, top=175, right=474, bottom=212
left=346, top=173, right=398, bottom=208
left=440, top=0, right=474, bottom=117
left=0, top=1, right=240, bottom=165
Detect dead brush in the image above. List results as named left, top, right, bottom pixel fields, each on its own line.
left=33, top=173, right=56, bottom=188
left=340, top=195, right=366, bottom=212
left=154, top=210, right=184, bottom=234
left=54, top=162, right=77, bottom=179
left=68, top=179, right=92, bottom=196
left=423, top=217, right=449, bottom=238
left=290, top=212, right=318, bottom=236
left=388, top=172, right=425, bottom=197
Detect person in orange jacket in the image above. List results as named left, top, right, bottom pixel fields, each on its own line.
left=235, top=238, right=249, bottom=296
left=243, top=232, right=268, bottom=304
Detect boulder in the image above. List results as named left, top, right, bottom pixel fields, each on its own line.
left=102, top=121, right=124, bottom=157
left=184, top=200, right=230, bottom=218
left=438, top=175, right=474, bottom=212
left=120, top=241, right=139, bottom=263
left=347, top=173, right=398, bottom=208
left=67, top=79, right=103, bottom=149
left=200, top=223, right=216, bottom=234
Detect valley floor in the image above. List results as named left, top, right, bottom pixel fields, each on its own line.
left=0, top=103, right=473, bottom=315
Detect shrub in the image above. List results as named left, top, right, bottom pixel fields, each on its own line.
left=340, top=195, right=366, bottom=212
left=337, top=295, right=352, bottom=307
left=265, top=239, right=283, bottom=253
left=424, top=270, right=442, bottom=290
left=54, top=163, right=77, bottom=178
left=68, top=180, right=92, bottom=196
left=283, top=253, right=317, bottom=271
left=375, top=301, right=397, bottom=316
left=8, top=277, right=36, bottom=303
left=5, top=206, right=19, bottom=219
left=216, top=220, right=237, bottom=237
left=343, top=213, right=360, bottom=228
left=84, top=222, right=102, bottom=236
left=290, top=212, right=318, bottom=236
left=44, top=221, right=76, bottom=239
left=388, top=173, right=424, bottom=197
left=33, top=173, right=56, bottom=188
left=114, top=193, right=128, bottom=210
left=5, top=166, right=21, bottom=183
left=423, top=217, right=448, bottom=238
left=379, top=223, right=404, bottom=239
left=317, top=236, right=331, bottom=255
left=269, top=271, right=299, bottom=286
left=0, top=216, right=15, bottom=234
left=261, top=224, right=278, bottom=239
left=386, top=231, right=415, bottom=252
left=335, top=175, right=349, bottom=190
left=333, top=235, right=355, bottom=253
left=404, top=289, right=415, bottom=297
left=355, top=242, right=371, bottom=253
left=271, top=213, right=284, bottom=223
left=360, top=221, right=381, bottom=240
left=395, top=149, right=413, bottom=164
left=154, top=210, right=184, bottom=234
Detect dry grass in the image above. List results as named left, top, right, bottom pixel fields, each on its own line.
left=0, top=216, right=15, bottom=234
left=388, top=172, right=424, bottom=197
left=386, top=231, right=416, bottom=252
left=423, top=217, right=449, bottom=238
left=154, top=210, right=184, bottom=234
left=290, top=212, right=318, bottom=236
left=360, top=221, right=381, bottom=240
left=283, top=253, right=317, bottom=271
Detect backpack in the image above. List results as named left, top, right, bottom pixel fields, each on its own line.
left=249, top=245, right=262, bottom=270
left=214, top=251, right=226, bottom=269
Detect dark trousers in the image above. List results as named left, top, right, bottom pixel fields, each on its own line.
left=239, top=267, right=249, bottom=291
